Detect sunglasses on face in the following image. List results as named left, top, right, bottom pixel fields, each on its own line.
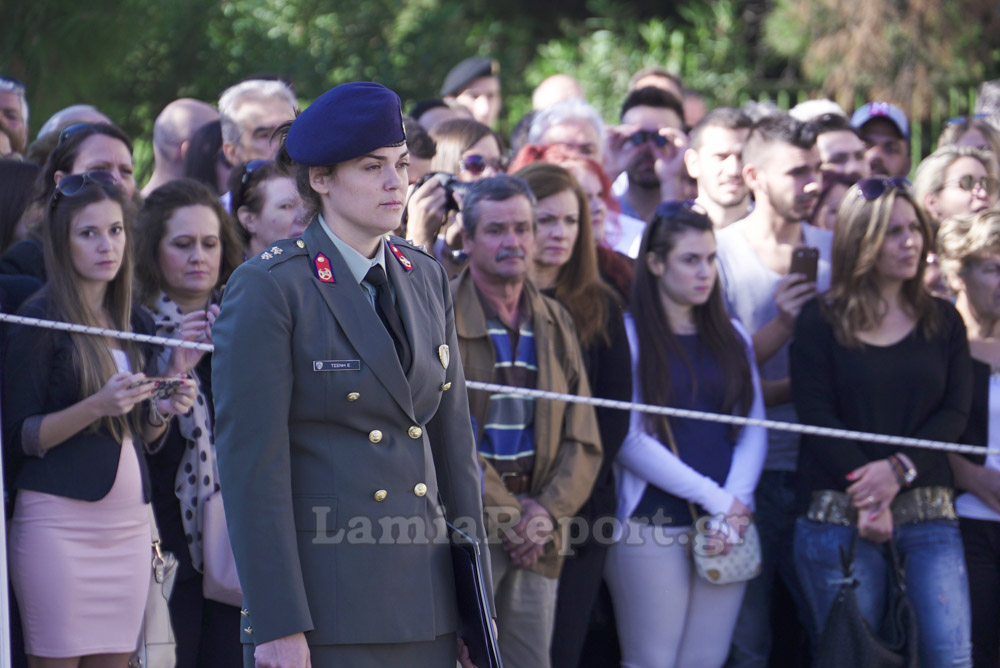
left=50, top=170, right=117, bottom=209
left=855, top=177, right=911, bottom=201
left=460, top=154, right=507, bottom=176
left=941, top=174, right=1000, bottom=196
left=628, top=130, right=668, bottom=148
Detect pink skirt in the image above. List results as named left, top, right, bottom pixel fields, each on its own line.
left=8, top=437, right=150, bottom=657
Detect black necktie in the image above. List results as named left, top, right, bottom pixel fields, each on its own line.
left=364, top=265, right=412, bottom=372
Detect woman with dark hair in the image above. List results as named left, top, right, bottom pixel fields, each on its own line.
left=0, top=122, right=136, bottom=284
left=515, top=162, right=632, bottom=668
left=935, top=210, right=1000, bottom=667
left=183, top=120, right=231, bottom=195
left=509, top=142, right=634, bottom=299
left=2, top=173, right=196, bottom=665
left=605, top=202, right=766, bottom=667
left=210, top=81, right=488, bottom=666
left=227, top=159, right=305, bottom=259
left=790, top=178, right=973, bottom=666
left=134, top=177, right=244, bottom=666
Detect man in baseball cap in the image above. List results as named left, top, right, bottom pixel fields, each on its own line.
left=851, top=101, right=912, bottom=178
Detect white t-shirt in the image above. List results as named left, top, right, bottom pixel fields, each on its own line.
left=956, top=373, right=1000, bottom=522
left=715, top=219, right=834, bottom=471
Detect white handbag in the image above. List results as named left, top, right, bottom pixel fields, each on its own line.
left=130, top=505, right=177, bottom=668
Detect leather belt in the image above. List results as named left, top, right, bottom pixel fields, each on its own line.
left=806, top=486, right=957, bottom=527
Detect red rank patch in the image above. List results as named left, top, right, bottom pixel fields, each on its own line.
left=314, top=253, right=335, bottom=283
left=387, top=240, right=413, bottom=272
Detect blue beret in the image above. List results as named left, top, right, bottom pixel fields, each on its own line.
left=440, top=57, right=499, bottom=97
left=286, top=82, right=406, bottom=166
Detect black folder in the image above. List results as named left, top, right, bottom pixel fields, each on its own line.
left=447, top=521, right=503, bottom=668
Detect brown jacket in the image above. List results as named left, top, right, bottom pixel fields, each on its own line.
left=452, top=269, right=602, bottom=578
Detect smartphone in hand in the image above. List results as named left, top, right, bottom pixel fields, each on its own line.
left=789, top=247, right=819, bottom=284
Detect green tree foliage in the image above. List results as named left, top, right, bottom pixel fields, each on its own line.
left=765, top=0, right=1000, bottom=117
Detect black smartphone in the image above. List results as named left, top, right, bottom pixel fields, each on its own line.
left=790, top=246, right=819, bottom=284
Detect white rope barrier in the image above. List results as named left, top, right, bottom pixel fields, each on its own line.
left=1, top=312, right=995, bottom=456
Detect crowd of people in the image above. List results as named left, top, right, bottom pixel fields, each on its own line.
left=2, top=54, right=1000, bottom=668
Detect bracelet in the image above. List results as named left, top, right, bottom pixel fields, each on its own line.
left=888, top=454, right=917, bottom=488
left=147, top=401, right=168, bottom=428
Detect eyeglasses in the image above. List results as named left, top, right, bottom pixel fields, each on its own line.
left=941, top=174, right=1000, bottom=196
left=0, top=76, right=25, bottom=96
left=57, top=122, right=98, bottom=145
left=628, top=130, right=668, bottom=148
left=460, top=154, right=507, bottom=175
left=945, top=113, right=988, bottom=126
left=50, top=170, right=117, bottom=209
left=855, top=177, right=911, bottom=201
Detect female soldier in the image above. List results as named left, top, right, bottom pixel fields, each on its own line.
left=211, top=82, right=490, bottom=668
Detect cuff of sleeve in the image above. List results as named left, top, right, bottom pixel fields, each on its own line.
left=698, top=486, right=734, bottom=517
left=21, top=416, right=44, bottom=458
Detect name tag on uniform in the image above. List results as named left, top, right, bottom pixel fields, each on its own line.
left=313, top=360, right=361, bottom=371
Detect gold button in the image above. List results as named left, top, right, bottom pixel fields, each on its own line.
left=296, top=239, right=306, bottom=248
left=347, top=392, right=360, bottom=402
left=241, top=608, right=249, bottom=617
left=440, top=382, right=452, bottom=391
left=244, top=625, right=253, bottom=634
left=374, top=489, right=388, bottom=502
left=369, top=430, right=382, bottom=443
left=408, top=425, right=423, bottom=439
left=414, top=483, right=427, bottom=497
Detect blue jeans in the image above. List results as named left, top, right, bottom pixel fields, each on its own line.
left=727, top=470, right=811, bottom=667
left=794, top=517, right=972, bottom=668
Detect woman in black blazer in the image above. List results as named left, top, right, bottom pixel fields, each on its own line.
left=2, top=173, right=195, bottom=665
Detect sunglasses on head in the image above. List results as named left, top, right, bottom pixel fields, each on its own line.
left=50, top=170, right=118, bottom=209
left=855, top=177, right=911, bottom=201
left=234, top=159, right=271, bottom=208
left=942, top=174, right=1000, bottom=196
left=460, top=154, right=507, bottom=175
left=945, top=113, right=988, bottom=126
left=57, top=122, right=99, bottom=146
left=628, top=130, right=668, bottom=148
left=0, top=76, right=25, bottom=96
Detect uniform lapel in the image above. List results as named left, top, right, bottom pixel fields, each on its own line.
left=301, top=223, right=415, bottom=418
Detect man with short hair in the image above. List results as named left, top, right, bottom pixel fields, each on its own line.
left=715, top=114, right=832, bottom=668
left=813, top=113, right=870, bottom=183
left=218, top=78, right=297, bottom=166
left=607, top=86, right=688, bottom=223
left=452, top=175, right=601, bottom=668
left=683, top=107, right=753, bottom=228
left=441, top=57, right=502, bottom=128
left=531, top=74, right=585, bottom=110
left=142, top=98, right=219, bottom=196
left=627, top=66, right=684, bottom=101
left=528, top=98, right=605, bottom=160
left=851, top=101, right=912, bottom=178
left=0, top=76, right=28, bottom=157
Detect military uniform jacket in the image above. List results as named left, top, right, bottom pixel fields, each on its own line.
left=212, top=220, right=491, bottom=646
left=452, top=269, right=603, bottom=579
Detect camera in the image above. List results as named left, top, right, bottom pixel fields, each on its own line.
left=427, top=172, right=471, bottom=213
